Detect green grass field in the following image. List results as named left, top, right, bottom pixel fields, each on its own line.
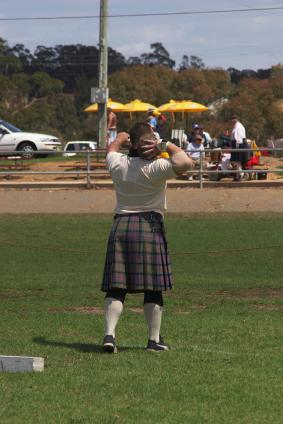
left=0, top=214, right=282, bottom=424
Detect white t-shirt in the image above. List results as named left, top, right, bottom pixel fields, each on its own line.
left=231, top=121, right=246, bottom=144
left=186, top=142, right=205, bottom=160
left=106, top=152, right=177, bottom=215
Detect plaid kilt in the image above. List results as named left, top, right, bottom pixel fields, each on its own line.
left=101, top=212, right=173, bottom=292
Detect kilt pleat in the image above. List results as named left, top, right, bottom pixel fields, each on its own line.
left=101, top=212, right=173, bottom=292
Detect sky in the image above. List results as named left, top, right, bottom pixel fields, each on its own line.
left=1, top=0, right=283, bottom=70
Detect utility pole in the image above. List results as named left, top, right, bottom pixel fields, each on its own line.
left=98, top=0, right=108, bottom=147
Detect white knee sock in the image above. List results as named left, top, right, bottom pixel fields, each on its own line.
left=143, top=303, right=162, bottom=342
left=104, top=297, right=123, bottom=338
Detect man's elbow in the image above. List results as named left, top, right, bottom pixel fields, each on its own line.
left=172, top=157, right=194, bottom=175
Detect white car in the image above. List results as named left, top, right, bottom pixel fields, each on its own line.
left=0, top=119, right=62, bottom=158
left=63, top=141, right=98, bottom=157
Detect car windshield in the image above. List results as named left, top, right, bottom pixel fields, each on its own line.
left=0, top=120, right=22, bottom=132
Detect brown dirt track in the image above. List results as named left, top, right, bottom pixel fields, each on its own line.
left=0, top=186, right=283, bottom=214
left=0, top=156, right=282, bottom=214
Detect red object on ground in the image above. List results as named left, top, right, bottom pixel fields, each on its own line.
left=244, top=155, right=260, bottom=168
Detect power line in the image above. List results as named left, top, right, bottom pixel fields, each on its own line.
left=1, top=6, right=283, bottom=21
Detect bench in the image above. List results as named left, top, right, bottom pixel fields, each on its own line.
left=0, top=163, right=30, bottom=179
left=58, top=164, right=110, bottom=180
left=59, top=163, right=107, bottom=170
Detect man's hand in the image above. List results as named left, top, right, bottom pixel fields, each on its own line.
left=139, top=138, right=159, bottom=160
left=116, top=132, right=130, bottom=146
left=107, top=132, right=130, bottom=153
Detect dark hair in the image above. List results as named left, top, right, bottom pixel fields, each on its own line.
left=129, top=122, right=152, bottom=148
left=128, top=122, right=156, bottom=159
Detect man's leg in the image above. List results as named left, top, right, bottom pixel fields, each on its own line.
left=103, top=288, right=126, bottom=353
left=143, top=291, right=169, bottom=351
left=231, top=161, right=242, bottom=180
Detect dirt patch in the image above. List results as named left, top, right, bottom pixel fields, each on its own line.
left=0, top=288, right=46, bottom=299
left=249, top=304, right=283, bottom=311
left=129, top=307, right=143, bottom=314
left=48, top=306, right=104, bottom=315
left=176, top=304, right=207, bottom=314
left=1, top=186, right=283, bottom=214
left=209, top=288, right=283, bottom=300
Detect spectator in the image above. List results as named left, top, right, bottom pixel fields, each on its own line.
left=218, top=129, right=231, bottom=148
left=156, top=113, right=167, bottom=138
left=186, top=134, right=206, bottom=180
left=107, top=108, right=118, bottom=145
left=188, top=124, right=212, bottom=148
left=230, top=116, right=249, bottom=181
left=187, top=124, right=201, bottom=143
left=146, top=108, right=158, bottom=131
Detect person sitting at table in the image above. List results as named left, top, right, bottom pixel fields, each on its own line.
left=186, top=134, right=207, bottom=180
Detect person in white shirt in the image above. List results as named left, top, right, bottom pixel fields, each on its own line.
left=230, top=116, right=247, bottom=181
left=186, top=134, right=206, bottom=180
left=101, top=122, right=193, bottom=353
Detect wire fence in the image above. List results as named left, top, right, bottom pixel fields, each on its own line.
left=0, top=147, right=282, bottom=189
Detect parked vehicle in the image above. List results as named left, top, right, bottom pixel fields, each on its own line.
left=63, top=141, right=97, bottom=157
left=0, top=119, right=62, bottom=158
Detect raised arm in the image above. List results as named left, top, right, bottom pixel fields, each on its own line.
left=106, top=132, right=130, bottom=154
left=140, top=139, right=193, bottom=175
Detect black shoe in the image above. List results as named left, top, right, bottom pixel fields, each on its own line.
left=103, top=335, right=117, bottom=353
left=146, top=336, right=169, bottom=352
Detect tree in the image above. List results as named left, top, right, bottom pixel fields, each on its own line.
left=10, top=44, right=33, bottom=71
left=140, top=42, right=175, bottom=68
left=0, top=37, right=22, bottom=76
left=189, top=55, right=205, bottom=70
left=108, top=47, right=126, bottom=73
left=30, top=72, right=64, bottom=97
left=53, top=94, right=81, bottom=139
left=31, top=45, right=58, bottom=74
left=126, top=56, right=142, bottom=66
left=270, top=63, right=283, bottom=78
left=227, top=67, right=242, bottom=84
left=202, top=69, right=231, bottom=99
left=178, top=55, right=190, bottom=71
left=108, top=65, right=175, bottom=104
left=269, top=75, right=283, bottom=99
left=171, top=69, right=214, bottom=103
left=220, top=77, right=276, bottom=143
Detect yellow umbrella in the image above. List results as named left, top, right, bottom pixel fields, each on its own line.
left=123, top=99, right=157, bottom=112
left=158, top=100, right=208, bottom=131
left=158, top=100, right=208, bottom=113
left=84, top=98, right=126, bottom=112
left=173, top=100, right=208, bottom=113
left=157, top=99, right=179, bottom=112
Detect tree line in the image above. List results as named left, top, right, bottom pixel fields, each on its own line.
left=1, top=37, right=283, bottom=144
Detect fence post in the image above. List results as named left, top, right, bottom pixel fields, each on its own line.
left=86, top=150, right=92, bottom=189
left=199, top=153, right=203, bottom=189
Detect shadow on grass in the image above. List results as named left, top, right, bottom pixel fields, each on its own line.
left=33, top=336, right=144, bottom=353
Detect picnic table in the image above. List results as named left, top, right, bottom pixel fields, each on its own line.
left=0, top=157, right=30, bottom=179
left=59, top=162, right=109, bottom=180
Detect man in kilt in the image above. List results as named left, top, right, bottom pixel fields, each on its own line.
left=102, top=122, right=193, bottom=353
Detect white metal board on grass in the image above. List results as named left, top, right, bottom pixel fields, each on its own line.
left=0, top=355, right=44, bottom=372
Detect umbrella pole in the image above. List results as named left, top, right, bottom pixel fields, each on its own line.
left=185, top=113, right=189, bottom=133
